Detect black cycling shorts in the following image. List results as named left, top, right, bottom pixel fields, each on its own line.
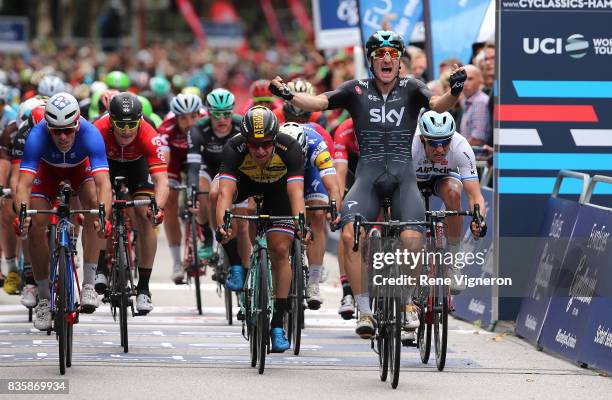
left=108, top=158, right=154, bottom=197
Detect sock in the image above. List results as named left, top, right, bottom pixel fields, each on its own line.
left=355, top=293, right=372, bottom=315
left=24, top=265, right=35, bottom=285
left=83, top=263, right=97, bottom=285
left=340, top=275, right=353, bottom=297
left=271, top=298, right=288, bottom=328
left=169, top=245, right=181, bottom=266
left=222, top=238, right=242, bottom=266
left=36, top=279, right=51, bottom=300
left=6, top=258, right=18, bottom=273
left=137, top=268, right=152, bottom=291
left=200, top=223, right=213, bottom=247
left=308, top=264, right=322, bottom=284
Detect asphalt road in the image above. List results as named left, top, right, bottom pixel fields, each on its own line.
left=0, top=231, right=610, bottom=400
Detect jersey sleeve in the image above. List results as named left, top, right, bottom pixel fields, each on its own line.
left=218, top=137, right=243, bottom=183
left=283, top=137, right=305, bottom=183
left=140, top=121, right=167, bottom=174
left=411, top=79, right=435, bottom=110
left=324, top=80, right=358, bottom=111
left=81, top=120, right=109, bottom=175
left=454, top=135, right=479, bottom=181
left=333, top=119, right=354, bottom=163
left=309, top=122, right=334, bottom=157
left=19, top=123, right=46, bottom=175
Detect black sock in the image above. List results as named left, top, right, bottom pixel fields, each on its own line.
left=222, top=238, right=242, bottom=266
left=137, top=268, right=152, bottom=292
left=341, top=275, right=353, bottom=297
left=271, top=298, right=288, bottom=328
left=24, top=265, right=36, bottom=285
left=200, top=223, right=213, bottom=247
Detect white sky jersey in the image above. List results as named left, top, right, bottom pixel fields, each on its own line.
left=412, top=131, right=478, bottom=182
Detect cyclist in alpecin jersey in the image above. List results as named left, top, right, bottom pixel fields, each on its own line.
left=270, top=30, right=467, bottom=339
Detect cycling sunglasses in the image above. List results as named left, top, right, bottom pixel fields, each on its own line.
left=246, top=140, right=274, bottom=150
left=425, top=138, right=452, bottom=148
left=49, top=126, right=77, bottom=136
left=112, top=119, right=140, bottom=130
left=210, top=111, right=233, bottom=120
left=372, top=47, right=401, bottom=59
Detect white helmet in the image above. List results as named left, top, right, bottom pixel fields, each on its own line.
left=284, top=79, right=314, bottom=117
left=45, top=93, right=80, bottom=128
left=38, top=76, right=66, bottom=97
left=418, top=110, right=456, bottom=140
left=279, top=122, right=307, bottom=155
left=170, top=93, right=202, bottom=115
left=18, top=97, right=44, bottom=122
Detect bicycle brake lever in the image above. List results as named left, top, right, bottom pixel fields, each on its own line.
left=330, top=199, right=337, bottom=232
left=352, top=215, right=361, bottom=252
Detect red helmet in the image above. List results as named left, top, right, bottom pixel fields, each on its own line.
left=30, top=105, right=46, bottom=125
left=250, top=80, right=273, bottom=103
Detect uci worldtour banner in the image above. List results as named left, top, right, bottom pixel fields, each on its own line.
left=496, top=3, right=612, bottom=320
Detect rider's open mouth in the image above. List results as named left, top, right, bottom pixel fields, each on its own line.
left=382, top=67, right=392, bottom=73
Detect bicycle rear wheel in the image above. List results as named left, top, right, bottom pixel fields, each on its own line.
left=418, top=301, right=432, bottom=364
left=257, top=248, right=270, bottom=375
left=372, top=296, right=388, bottom=382
left=56, top=247, right=68, bottom=375
left=190, top=219, right=203, bottom=315
left=225, top=285, right=233, bottom=325
left=118, top=236, right=129, bottom=353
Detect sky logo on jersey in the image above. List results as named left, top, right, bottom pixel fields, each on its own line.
left=369, top=106, right=405, bottom=126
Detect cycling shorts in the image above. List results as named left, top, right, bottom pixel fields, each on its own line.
left=31, top=161, right=93, bottom=203
left=108, top=157, right=154, bottom=197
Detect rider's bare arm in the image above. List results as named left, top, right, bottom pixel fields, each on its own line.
left=464, top=180, right=486, bottom=216
left=216, top=178, right=236, bottom=228
left=151, top=171, right=169, bottom=209
left=287, top=180, right=306, bottom=217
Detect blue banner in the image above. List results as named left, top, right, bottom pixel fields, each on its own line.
left=427, top=0, right=490, bottom=80
left=0, top=17, right=28, bottom=53
left=539, top=205, right=612, bottom=362
left=358, top=0, right=423, bottom=52
left=312, top=0, right=361, bottom=49
left=452, top=187, right=494, bottom=328
left=515, top=197, right=580, bottom=344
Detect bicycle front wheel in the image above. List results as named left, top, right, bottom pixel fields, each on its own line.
left=388, top=297, right=402, bottom=389
left=190, top=219, right=203, bottom=315
left=56, top=247, right=68, bottom=375
left=433, top=285, right=448, bottom=371
left=291, top=240, right=304, bottom=355
left=372, top=296, right=388, bottom=382
left=118, top=235, right=129, bottom=353
left=225, top=285, right=233, bottom=325
left=257, top=248, right=270, bottom=375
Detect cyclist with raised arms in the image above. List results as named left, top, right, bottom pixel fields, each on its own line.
left=279, top=122, right=341, bottom=309
left=157, top=92, right=206, bottom=284
left=15, top=92, right=112, bottom=330
left=93, top=93, right=168, bottom=314
left=413, top=110, right=487, bottom=295
left=185, top=88, right=246, bottom=289
left=216, top=106, right=306, bottom=353
left=270, top=30, right=467, bottom=339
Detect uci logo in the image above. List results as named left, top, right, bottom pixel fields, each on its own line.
left=369, top=106, right=405, bottom=127
left=523, top=34, right=589, bottom=59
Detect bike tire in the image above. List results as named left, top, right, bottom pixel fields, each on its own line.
left=434, top=289, right=448, bottom=371
left=291, top=240, right=304, bottom=355
left=388, top=297, right=402, bottom=389
left=57, top=247, right=67, bottom=375
left=118, top=235, right=129, bottom=353
left=187, top=219, right=202, bottom=315
left=372, top=296, right=388, bottom=382
left=244, top=268, right=257, bottom=368
left=418, top=303, right=432, bottom=364
left=257, top=248, right=269, bottom=375
left=225, top=286, right=233, bottom=325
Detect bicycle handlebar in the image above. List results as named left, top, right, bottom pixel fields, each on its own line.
left=305, top=198, right=338, bottom=232
left=221, top=209, right=308, bottom=240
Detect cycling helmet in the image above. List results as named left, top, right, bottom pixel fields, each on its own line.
left=206, top=88, right=235, bottom=112
left=149, top=76, right=171, bottom=97
left=279, top=122, right=307, bottom=156
left=241, top=106, right=279, bottom=142
left=105, top=71, right=130, bottom=91
left=30, top=105, right=46, bottom=125
left=418, top=110, right=456, bottom=140
left=109, top=92, right=143, bottom=122
left=365, top=30, right=405, bottom=59
left=138, top=95, right=153, bottom=117
left=18, top=97, right=43, bottom=122
left=45, top=93, right=80, bottom=128
left=170, top=93, right=202, bottom=115
left=250, top=79, right=273, bottom=101
left=181, top=86, right=202, bottom=98
left=283, top=79, right=314, bottom=117
left=172, top=74, right=186, bottom=90
left=98, top=89, right=120, bottom=113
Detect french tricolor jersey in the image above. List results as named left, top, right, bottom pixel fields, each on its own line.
left=411, top=131, right=478, bottom=182
left=20, top=117, right=109, bottom=176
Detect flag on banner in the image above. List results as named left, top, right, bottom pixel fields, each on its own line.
left=176, top=0, right=206, bottom=47
left=260, top=0, right=287, bottom=47
left=425, top=0, right=493, bottom=79
left=358, top=0, right=423, bottom=53
left=287, top=0, right=314, bottom=42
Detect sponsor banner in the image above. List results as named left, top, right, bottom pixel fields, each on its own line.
left=452, top=187, right=494, bottom=328
left=358, top=0, right=423, bottom=54
left=312, top=0, right=361, bottom=49
left=515, top=197, right=580, bottom=344
left=501, top=0, right=612, bottom=10
left=426, top=0, right=492, bottom=79
left=201, top=21, right=245, bottom=48
left=539, top=204, right=612, bottom=361
left=0, top=17, right=28, bottom=53
left=578, top=298, right=612, bottom=373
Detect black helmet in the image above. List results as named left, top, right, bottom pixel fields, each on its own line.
left=109, top=92, right=143, bottom=122
left=240, top=105, right=279, bottom=141
left=365, top=30, right=405, bottom=59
